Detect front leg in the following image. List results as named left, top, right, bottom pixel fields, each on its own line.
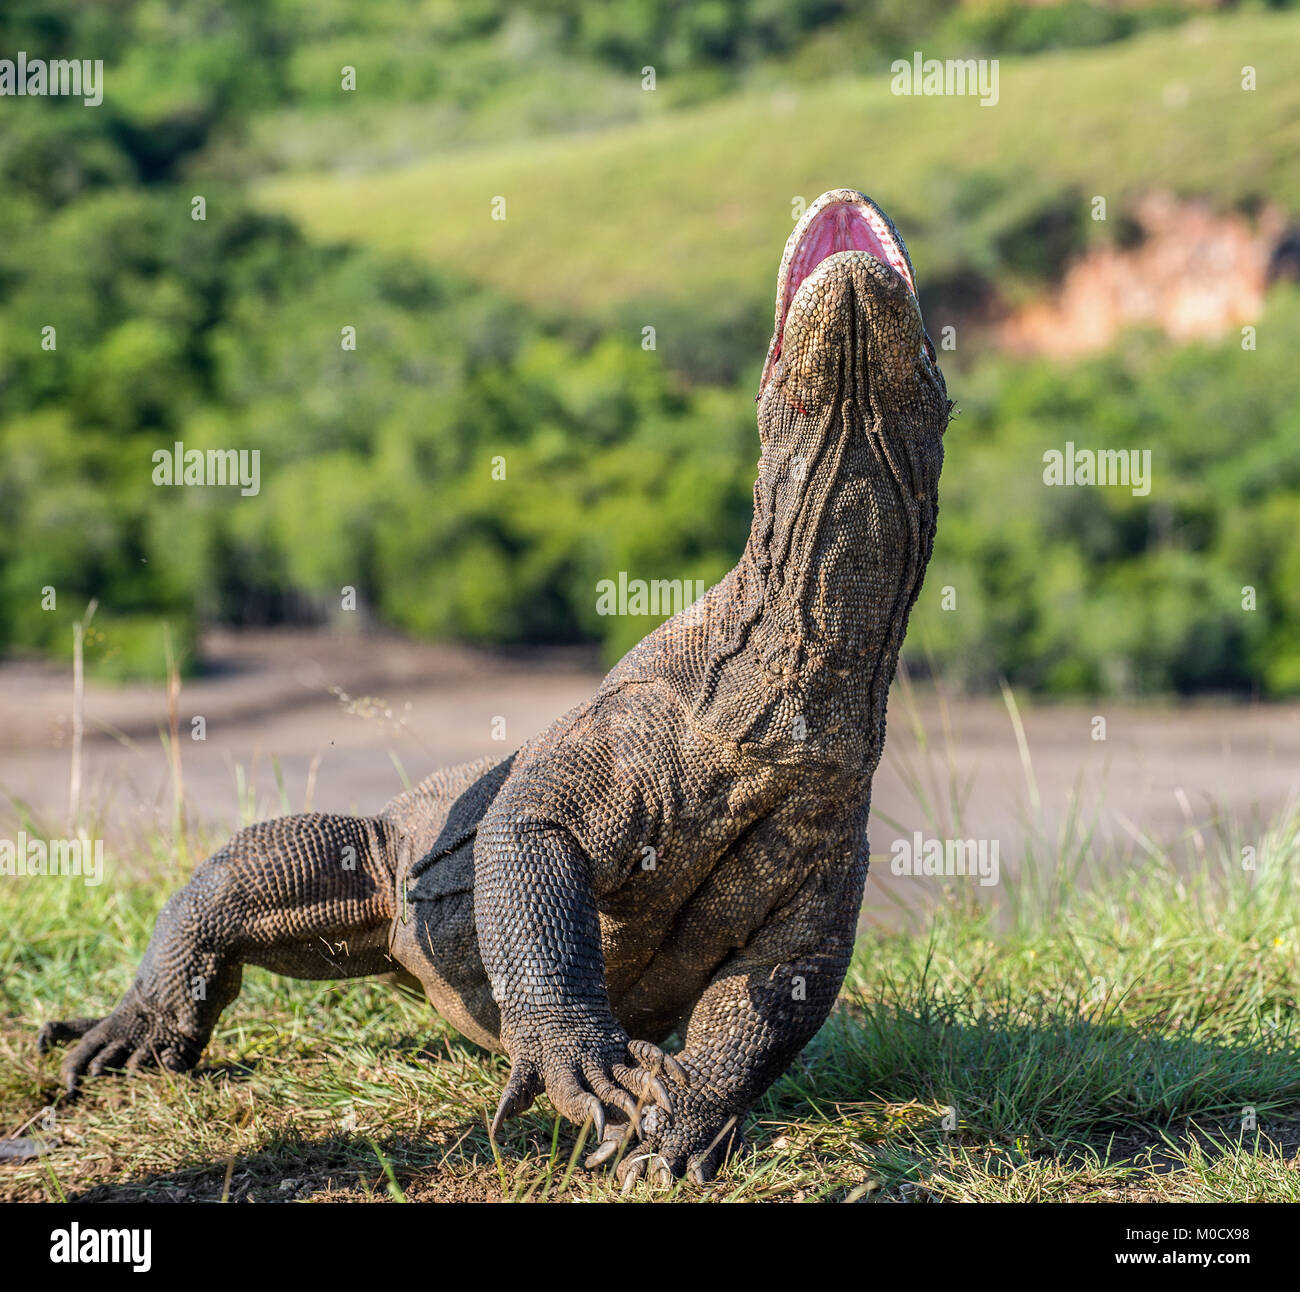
left=474, top=817, right=680, bottom=1141
left=616, top=859, right=865, bottom=1186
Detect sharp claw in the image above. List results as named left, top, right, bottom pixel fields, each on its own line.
left=619, top=1156, right=647, bottom=1195
left=587, top=1123, right=631, bottom=1175
left=490, top=1063, right=539, bottom=1140
left=651, top=1158, right=674, bottom=1187
left=663, top=1055, right=688, bottom=1087
left=584, top=1132, right=625, bottom=1168
left=579, top=1094, right=606, bottom=1142
left=604, top=1072, right=647, bottom=1133
left=609, top=1090, right=641, bottom=1133
left=648, top=1076, right=674, bottom=1116
left=489, top=1093, right=512, bottom=1141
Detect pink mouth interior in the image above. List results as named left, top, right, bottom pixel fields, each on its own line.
left=763, top=200, right=915, bottom=392
left=783, top=203, right=912, bottom=319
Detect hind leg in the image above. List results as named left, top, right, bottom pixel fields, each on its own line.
left=39, top=813, right=400, bottom=1092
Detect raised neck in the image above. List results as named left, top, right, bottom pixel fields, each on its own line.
left=689, top=395, right=940, bottom=774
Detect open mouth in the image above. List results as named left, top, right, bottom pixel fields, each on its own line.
left=763, top=195, right=916, bottom=392
left=782, top=199, right=915, bottom=319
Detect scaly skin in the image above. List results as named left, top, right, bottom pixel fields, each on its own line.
left=39, top=189, right=949, bottom=1186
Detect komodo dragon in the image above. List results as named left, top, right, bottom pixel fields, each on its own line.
left=39, top=189, right=950, bottom=1185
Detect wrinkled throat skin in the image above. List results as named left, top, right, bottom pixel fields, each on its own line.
left=615, top=187, right=951, bottom=776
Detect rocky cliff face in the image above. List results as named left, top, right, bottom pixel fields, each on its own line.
left=998, top=192, right=1294, bottom=357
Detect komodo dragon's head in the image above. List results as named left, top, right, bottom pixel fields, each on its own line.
left=724, top=188, right=949, bottom=745
left=756, top=187, right=949, bottom=450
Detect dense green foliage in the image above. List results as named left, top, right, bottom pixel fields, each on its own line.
left=0, top=191, right=755, bottom=670
left=1, top=1, right=1296, bottom=695
left=914, top=299, right=1300, bottom=696
left=0, top=0, right=1206, bottom=119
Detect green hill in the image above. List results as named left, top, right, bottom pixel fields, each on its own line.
left=258, top=11, right=1300, bottom=361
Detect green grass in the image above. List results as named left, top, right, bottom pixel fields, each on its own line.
left=256, top=12, right=1300, bottom=340
left=3, top=795, right=1298, bottom=1202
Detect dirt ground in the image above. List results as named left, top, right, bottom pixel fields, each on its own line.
left=2, top=628, right=1297, bottom=916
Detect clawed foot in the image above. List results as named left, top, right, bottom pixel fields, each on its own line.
left=590, top=1051, right=746, bottom=1187
left=38, top=995, right=205, bottom=1094
left=612, top=1103, right=745, bottom=1189
left=491, top=1023, right=743, bottom=1187
left=492, top=1020, right=685, bottom=1145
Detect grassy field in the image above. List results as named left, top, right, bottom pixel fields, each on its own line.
left=257, top=12, right=1300, bottom=338
left=4, top=801, right=1298, bottom=1202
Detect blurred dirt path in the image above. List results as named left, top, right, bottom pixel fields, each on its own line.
left=2, top=629, right=1297, bottom=917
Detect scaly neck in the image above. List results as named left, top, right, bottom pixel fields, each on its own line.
left=691, top=394, right=939, bottom=775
